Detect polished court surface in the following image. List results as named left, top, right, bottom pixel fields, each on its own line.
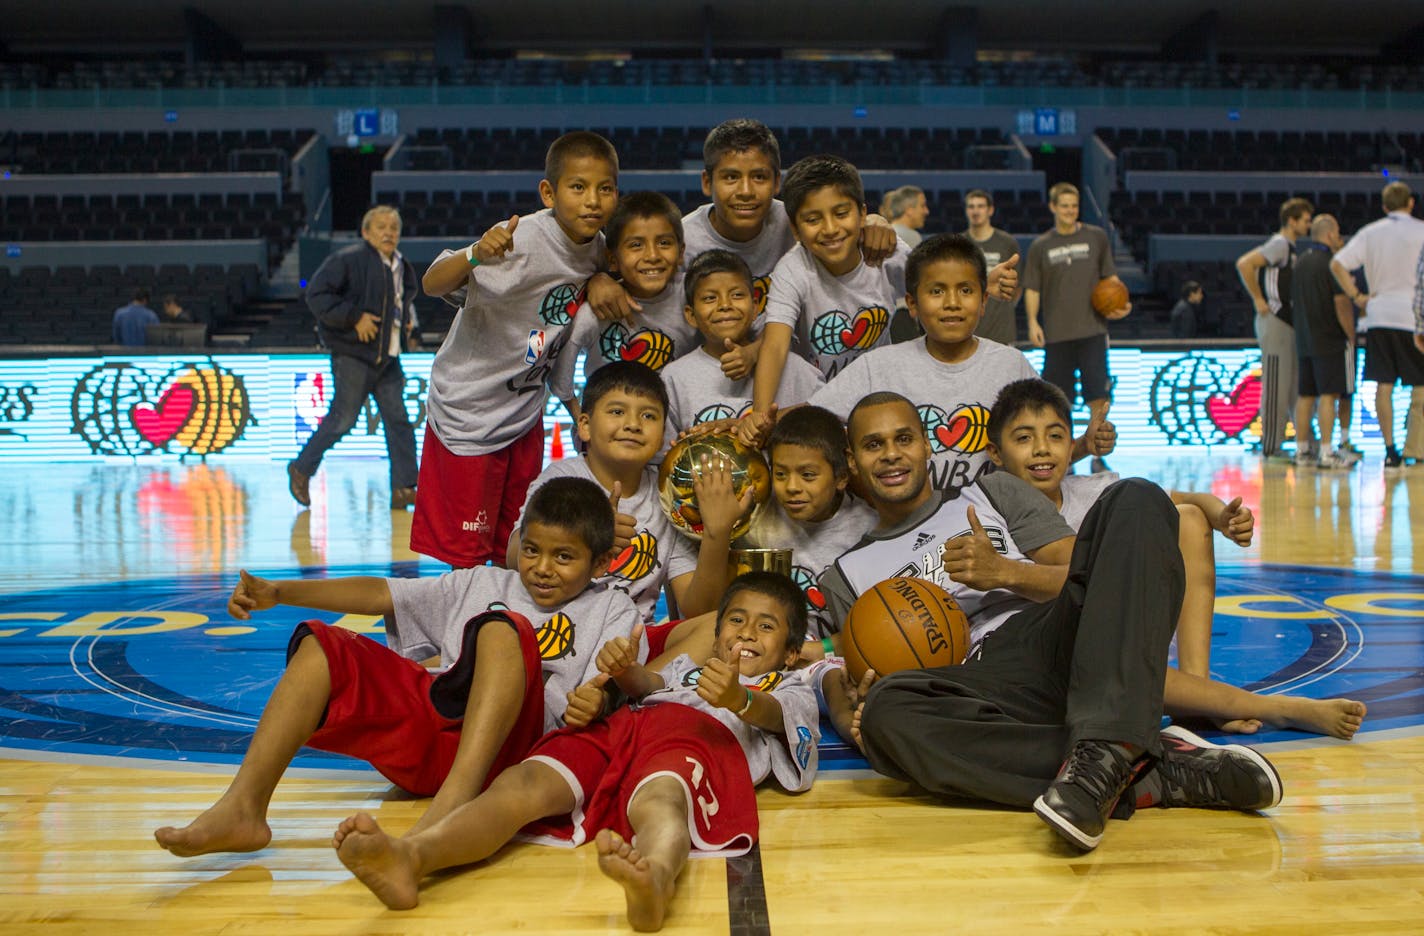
left=3, top=453, right=1424, bottom=934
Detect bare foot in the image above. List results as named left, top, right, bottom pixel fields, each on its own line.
left=1275, top=698, right=1367, bottom=740
left=334, top=812, right=422, bottom=910
left=154, top=799, right=271, bottom=857
left=596, top=829, right=673, bottom=932
left=1214, top=717, right=1263, bottom=734
left=849, top=701, right=868, bottom=755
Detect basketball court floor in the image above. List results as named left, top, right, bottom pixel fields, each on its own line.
left=3, top=452, right=1424, bottom=934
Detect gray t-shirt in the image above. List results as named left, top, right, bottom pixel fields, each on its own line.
left=1023, top=224, right=1114, bottom=344
left=682, top=202, right=796, bottom=325
left=518, top=457, right=699, bottom=623
left=662, top=346, right=825, bottom=438
left=819, top=473, right=1073, bottom=648
left=809, top=336, right=1039, bottom=496
left=969, top=228, right=1021, bottom=345
left=385, top=566, right=641, bottom=732
left=638, top=654, right=819, bottom=791
left=742, top=494, right=878, bottom=639
left=549, top=277, right=702, bottom=402
left=425, top=209, right=603, bottom=454
left=1058, top=471, right=1121, bottom=532
left=893, top=223, right=923, bottom=248
left=764, top=240, right=911, bottom=380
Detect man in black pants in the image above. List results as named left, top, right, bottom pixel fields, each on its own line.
left=292, top=205, right=419, bottom=510
left=820, top=391, right=1281, bottom=852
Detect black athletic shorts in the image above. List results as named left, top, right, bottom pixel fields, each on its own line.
left=1042, top=334, right=1111, bottom=404
left=1299, top=351, right=1347, bottom=397
left=1364, top=329, right=1424, bottom=386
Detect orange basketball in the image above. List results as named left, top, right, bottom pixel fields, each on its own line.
left=841, top=577, right=970, bottom=682
left=1091, top=277, right=1130, bottom=316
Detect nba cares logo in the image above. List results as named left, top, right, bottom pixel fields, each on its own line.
left=809, top=306, right=889, bottom=357
left=525, top=329, right=547, bottom=365
left=71, top=360, right=253, bottom=458
left=919, top=403, right=990, bottom=455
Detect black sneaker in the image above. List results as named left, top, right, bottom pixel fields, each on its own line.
left=390, top=486, right=416, bottom=510
left=1033, top=740, right=1150, bottom=852
left=1132, top=725, right=1282, bottom=811
left=287, top=461, right=311, bottom=507
left=1385, top=448, right=1404, bottom=469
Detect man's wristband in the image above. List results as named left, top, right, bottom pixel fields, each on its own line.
left=821, top=636, right=835, bottom=657
left=465, top=244, right=481, bottom=267
left=735, top=687, right=755, bottom=717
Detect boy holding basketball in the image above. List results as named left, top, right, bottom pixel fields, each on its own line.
left=332, top=571, right=820, bottom=931
left=986, top=377, right=1366, bottom=740
left=154, top=477, right=642, bottom=857
left=508, top=360, right=748, bottom=622
left=415, top=131, right=618, bottom=568
left=824, top=391, right=1282, bottom=853
left=550, top=192, right=702, bottom=424
left=661, top=250, right=825, bottom=441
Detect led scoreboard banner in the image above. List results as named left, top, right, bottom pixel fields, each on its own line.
left=0, top=348, right=1413, bottom=462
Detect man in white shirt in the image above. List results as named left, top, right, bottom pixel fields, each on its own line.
left=1330, top=181, right=1424, bottom=468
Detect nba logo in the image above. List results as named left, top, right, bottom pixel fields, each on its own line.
left=525, top=329, right=547, bottom=365
left=293, top=372, right=329, bottom=443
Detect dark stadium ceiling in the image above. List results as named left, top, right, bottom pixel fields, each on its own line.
left=3, top=0, right=1423, bottom=53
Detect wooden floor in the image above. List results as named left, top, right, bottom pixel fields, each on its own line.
left=3, top=453, right=1424, bottom=934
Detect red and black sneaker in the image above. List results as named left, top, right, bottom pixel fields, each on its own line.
left=1132, top=725, right=1282, bottom=811
left=1033, top=740, right=1152, bottom=852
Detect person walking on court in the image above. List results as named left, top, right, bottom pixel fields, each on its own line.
left=290, top=205, right=419, bottom=510
left=1237, top=197, right=1312, bottom=460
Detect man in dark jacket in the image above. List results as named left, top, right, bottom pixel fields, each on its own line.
left=290, top=206, right=419, bottom=509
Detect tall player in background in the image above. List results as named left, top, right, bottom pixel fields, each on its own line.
left=1023, top=183, right=1129, bottom=471
left=1237, top=197, right=1313, bottom=460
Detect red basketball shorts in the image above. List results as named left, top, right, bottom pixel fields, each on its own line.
left=522, top=703, right=758, bottom=857
left=290, top=611, right=545, bottom=796
left=410, top=419, right=544, bottom=568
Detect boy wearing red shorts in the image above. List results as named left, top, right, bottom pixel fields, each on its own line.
left=154, top=477, right=640, bottom=856
left=414, top=131, right=619, bottom=567
left=333, top=571, right=818, bottom=931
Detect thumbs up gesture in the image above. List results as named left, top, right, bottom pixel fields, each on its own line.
left=988, top=253, right=1019, bottom=300
left=1215, top=495, right=1255, bottom=548
left=228, top=569, right=279, bottom=620
left=719, top=337, right=755, bottom=381
left=564, top=672, right=611, bottom=728
left=608, top=480, right=637, bottom=554
left=475, top=214, right=520, bottom=262
left=939, top=505, right=1005, bottom=591
left=597, top=621, right=646, bottom=677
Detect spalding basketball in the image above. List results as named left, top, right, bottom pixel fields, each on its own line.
left=841, top=577, right=970, bottom=682
left=1091, top=277, right=1130, bottom=316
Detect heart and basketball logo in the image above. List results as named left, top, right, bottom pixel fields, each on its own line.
left=71, top=360, right=253, bottom=457
left=919, top=403, right=991, bottom=455
left=1205, top=372, right=1263, bottom=437
left=752, top=274, right=771, bottom=317
left=809, top=306, right=890, bottom=357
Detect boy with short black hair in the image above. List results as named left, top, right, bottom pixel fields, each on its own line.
left=332, top=571, right=819, bottom=931
left=552, top=192, right=702, bottom=423
left=415, top=131, right=619, bottom=568
left=986, top=377, right=1365, bottom=740
left=662, top=250, right=824, bottom=439
left=752, top=155, right=911, bottom=418
left=154, top=477, right=643, bottom=857
left=511, top=359, right=748, bottom=623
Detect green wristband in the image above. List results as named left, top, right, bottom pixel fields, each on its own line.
left=465, top=244, right=481, bottom=267
left=821, top=637, right=835, bottom=656
left=735, top=687, right=755, bottom=716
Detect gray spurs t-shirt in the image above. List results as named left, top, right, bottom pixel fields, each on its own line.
left=818, top=473, right=1072, bottom=648
left=425, top=209, right=603, bottom=455
left=1023, top=224, right=1114, bottom=344
left=385, top=566, right=641, bottom=731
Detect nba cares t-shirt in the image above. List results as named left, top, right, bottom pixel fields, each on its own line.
left=517, top=457, right=699, bottom=624
left=385, top=565, right=641, bottom=731
left=810, top=336, right=1038, bottom=497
